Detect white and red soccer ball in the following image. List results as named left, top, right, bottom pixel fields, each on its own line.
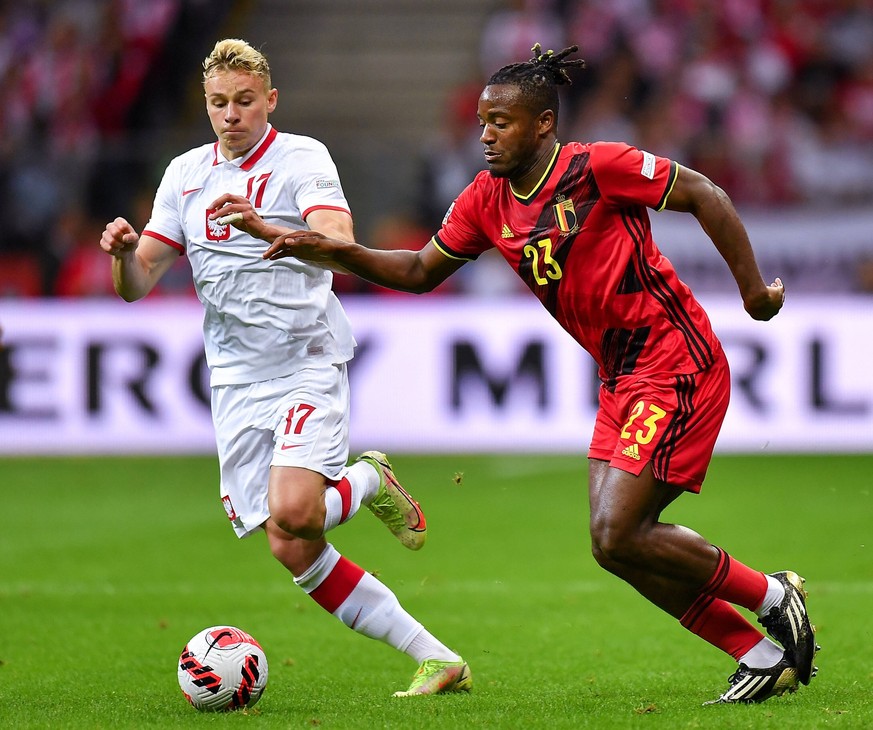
left=178, top=626, right=268, bottom=711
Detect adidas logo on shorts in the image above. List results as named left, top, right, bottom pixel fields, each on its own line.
left=621, top=443, right=640, bottom=460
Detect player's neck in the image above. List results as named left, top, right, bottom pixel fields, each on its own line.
left=510, top=140, right=559, bottom=197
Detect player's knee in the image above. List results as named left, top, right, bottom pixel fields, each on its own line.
left=590, top=517, right=641, bottom=567
left=268, top=493, right=324, bottom=540
left=590, top=540, right=613, bottom=572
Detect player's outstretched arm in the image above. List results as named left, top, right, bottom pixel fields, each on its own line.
left=209, top=196, right=359, bottom=274
left=209, top=193, right=289, bottom=242
left=663, top=165, right=785, bottom=321
left=263, top=231, right=462, bottom=294
left=99, top=217, right=179, bottom=302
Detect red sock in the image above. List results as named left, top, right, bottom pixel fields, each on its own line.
left=702, top=547, right=767, bottom=611
left=680, top=594, right=764, bottom=660
left=331, top=476, right=354, bottom=524
left=308, top=556, right=365, bottom=613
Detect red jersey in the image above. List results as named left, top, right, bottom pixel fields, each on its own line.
left=433, top=141, right=722, bottom=387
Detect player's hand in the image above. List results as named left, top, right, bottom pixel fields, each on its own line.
left=263, top=230, right=339, bottom=263
left=209, top=194, right=273, bottom=241
left=100, top=217, right=139, bottom=258
left=744, top=277, right=785, bottom=321
left=263, top=231, right=353, bottom=274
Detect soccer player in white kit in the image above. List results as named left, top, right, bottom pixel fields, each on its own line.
left=98, top=38, right=470, bottom=697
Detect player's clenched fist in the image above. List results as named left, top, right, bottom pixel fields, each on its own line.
left=100, top=217, right=139, bottom=257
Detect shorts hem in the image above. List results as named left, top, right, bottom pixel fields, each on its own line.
left=232, top=514, right=268, bottom=539
left=589, top=449, right=650, bottom=477
left=588, top=450, right=703, bottom=492
left=269, top=456, right=345, bottom=481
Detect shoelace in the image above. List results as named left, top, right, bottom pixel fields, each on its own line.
left=727, top=664, right=749, bottom=684
left=370, top=489, right=406, bottom=532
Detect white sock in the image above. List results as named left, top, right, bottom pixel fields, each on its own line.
left=322, top=461, right=380, bottom=533
left=293, top=542, right=342, bottom=587
left=755, top=575, right=786, bottom=617
left=294, top=544, right=446, bottom=658
left=338, top=571, right=423, bottom=651
left=355, top=459, right=381, bottom=505
left=405, top=628, right=462, bottom=664
left=739, top=637, right=784, bottom=668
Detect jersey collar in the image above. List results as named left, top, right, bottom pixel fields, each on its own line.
left=212, top=124, right=278, bottom=170
left=509, top=142, right=561, bottom=203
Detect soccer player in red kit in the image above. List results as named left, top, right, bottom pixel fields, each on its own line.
left=264, top=44, right=819, bottom=704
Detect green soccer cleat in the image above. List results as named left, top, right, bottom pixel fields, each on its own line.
left=704, top=656, right=799, bottom=705
left=758, top=571, right=819, bottom=685
left=393, top=659, right=472, bottom=697
left=357, top=450, right=427, bottom=550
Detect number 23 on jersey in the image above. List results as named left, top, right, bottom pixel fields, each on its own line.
left=620, top=399, right=667, bottom=445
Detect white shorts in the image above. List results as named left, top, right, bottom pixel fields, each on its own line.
left=211, top=364, right=351, bottom=538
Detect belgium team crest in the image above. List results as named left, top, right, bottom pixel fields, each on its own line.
left=553, top=197, right=578, bottom=234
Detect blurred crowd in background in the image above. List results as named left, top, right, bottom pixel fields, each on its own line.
left=503, top=0, right=873, bottom=209
left=0, top=0, right=181, bottom=297
left=0, top=0, right=224, bottom=298
left=2, top=0, right=873, bottom=298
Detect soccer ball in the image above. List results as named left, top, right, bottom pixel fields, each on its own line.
left=178, top=626, right=268, bottom=711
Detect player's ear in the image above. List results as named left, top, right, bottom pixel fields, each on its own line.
left=267, top=88, right=278, bottom=113
left=537, top=109, right=555, bottom=136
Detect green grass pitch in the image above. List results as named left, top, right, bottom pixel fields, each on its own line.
left=1, top=453, right=871, bottom=729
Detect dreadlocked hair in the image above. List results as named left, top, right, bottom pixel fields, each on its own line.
left=487, top=43, right=586, bottom=117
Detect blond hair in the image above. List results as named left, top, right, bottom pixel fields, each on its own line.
left=202, top=39, right=272, bottom=91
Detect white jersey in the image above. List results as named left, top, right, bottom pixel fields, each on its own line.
left=143, top=124, right=356, bottom=386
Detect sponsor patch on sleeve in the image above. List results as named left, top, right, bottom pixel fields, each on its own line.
left=315, top=178, right=340, bottom=189
left=640, top=151, right=656, bottom=180
left=441, top=201, right=456, bottom=226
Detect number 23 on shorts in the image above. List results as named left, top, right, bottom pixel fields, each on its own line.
left=620, top=399, right=667, bottom=445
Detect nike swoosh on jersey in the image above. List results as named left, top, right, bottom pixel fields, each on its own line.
left=280, top=443, right=301, bottom=450
left=182, top=187, right=203, bottom=196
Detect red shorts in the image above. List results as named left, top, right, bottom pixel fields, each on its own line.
left=588, top=351, right=730, bottom=492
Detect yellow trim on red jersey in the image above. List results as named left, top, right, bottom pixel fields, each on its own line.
left=656, top=161, right=680, bottom=211
left=431, top=235, right=476, bottom=261
left=510, top=142, right=561, bottom=201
